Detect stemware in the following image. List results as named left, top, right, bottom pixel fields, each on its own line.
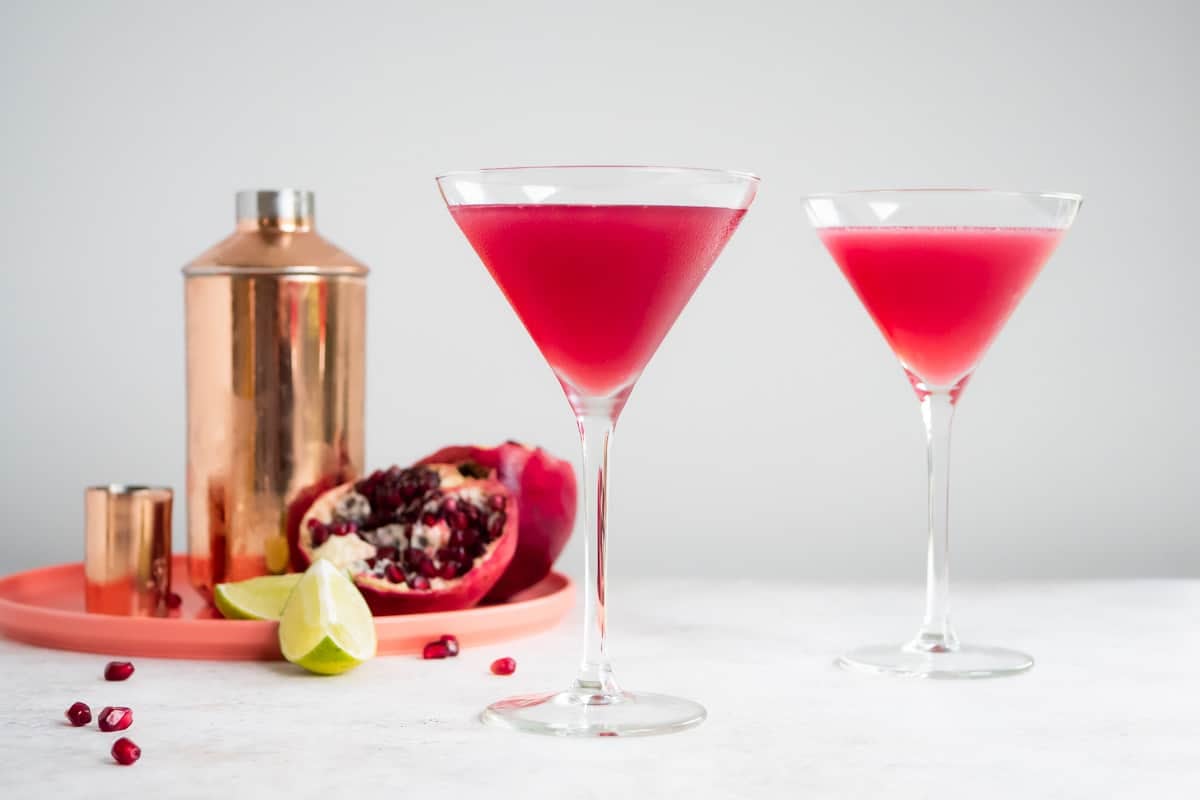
left=438, top=166, right=759, bottom=732
left=805, top=189, right=1081, bottom=678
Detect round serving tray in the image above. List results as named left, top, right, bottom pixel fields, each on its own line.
left=0, top=556, right=573, bottom=660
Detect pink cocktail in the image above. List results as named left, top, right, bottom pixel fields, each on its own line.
left=820, top=226, right=1063, bottom=388
left=806, top=191, right=1081, bottom=679
left=450, top=204, right=746, bottom=398
left=439, top=167, right=758, bottom=735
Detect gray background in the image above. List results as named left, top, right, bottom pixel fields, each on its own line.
left=1, top=0, right=1196, bottom=581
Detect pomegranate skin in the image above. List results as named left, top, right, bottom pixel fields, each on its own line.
left=419, top=442, right=576, bottom=600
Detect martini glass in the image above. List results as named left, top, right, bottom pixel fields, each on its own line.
left=805, top=189, right=1081, bottom=679
left=437, top=166, right=758, bottom=734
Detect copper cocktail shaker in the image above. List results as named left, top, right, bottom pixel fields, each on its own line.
left=184, top=190, right=367, bottom=596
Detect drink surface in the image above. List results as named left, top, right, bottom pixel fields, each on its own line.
left=450, top=203, right=747, bottom=397
left=818, top=226, right=1064, bottom=388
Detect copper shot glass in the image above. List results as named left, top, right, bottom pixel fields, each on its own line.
left=84, top=485, right=173, bottom=616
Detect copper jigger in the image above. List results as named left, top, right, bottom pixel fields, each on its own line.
left=84, top=485, right=173, bottom=616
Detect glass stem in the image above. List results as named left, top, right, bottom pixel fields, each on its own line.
left=573, top=411, right=620, bottom=695
left=914, top=391, right=960, bottom=653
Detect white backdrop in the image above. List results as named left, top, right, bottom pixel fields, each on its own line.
left=1, top=0, right=1196, bottom=581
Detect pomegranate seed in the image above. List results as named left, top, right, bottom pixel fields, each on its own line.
left=442, top=497, right=458, bottom=513
left=111, top=737, right=141, bottom=766
left=450, top=511, right=469, bottom=530
left=422, top=641, right=451, bottom=659
left=403, top=547, right=423, bottom=566
left=384, top=564, right=405, bottom=584
left=65, top=702, right=92, bottom=726
left=104, top=661, right=135, bottom=681
left=422, top=512, right=438, bottom=526
left=98, top=706, right=133, bottom=732
left=307, top=518, right=321, bottom=531
left=165, top=592, right=183, bottom=609
left=418, top=559, right=438, bottom=579
left=439, top=634, right=459, bottom=656
left=488, top=494, right=506, bottom=511
left=487, top=513, right=504, bottom=537
left=312, top=528, right=330, bottom=547
left=409, top=574, right=430, bottom=591
left=490, top=657, right=517, bottom=676
left=438, top=561, right=457, bottom=579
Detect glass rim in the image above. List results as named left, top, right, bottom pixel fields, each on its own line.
left=435, top=164, right=761, bottom=184
left=806, top=187, right=1082, bottom=203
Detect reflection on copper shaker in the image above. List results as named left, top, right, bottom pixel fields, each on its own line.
left=183, top=190, right=367, bottom=597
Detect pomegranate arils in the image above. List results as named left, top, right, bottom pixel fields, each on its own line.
left=384, top=564, right=405, bottom=584
left=490, top=657, right=517, bottom=676
left=111, top=737, right=141, bottom=766
left=418, top=558, right=438, bottom=579
left=165, top=591, right=183, bottom=609
left=438, top=561, right=457, bottom=579
left=488, top=494, right=506, bottom=511
left=98, top=706, right=133, bottom=732
left=409, top=575, right=430, bottom=591
left=439, top=634, right=460, bottom=656
left=104, top=661, right=135, bottom=681
left=65, top=701, right=92, bottom=726
left=422, top=640, right=451, bottom=659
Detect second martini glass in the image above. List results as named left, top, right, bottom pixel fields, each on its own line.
left=805, top=189, right=1081, bottom=678
left=437, top=166, right=758, bottom=735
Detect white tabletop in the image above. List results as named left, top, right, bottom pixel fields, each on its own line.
left=2, top=579, right=1196, bottom=798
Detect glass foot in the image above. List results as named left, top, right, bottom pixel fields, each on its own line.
left=481, top=688, right=706, bottom=737
left=837, top=642, right=1034, bottom=679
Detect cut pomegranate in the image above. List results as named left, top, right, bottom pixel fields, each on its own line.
left=111, top=737, right=141, bottom=765
left=439, top=634, right=460, bottom=656
left=422, top=640, right=451, bottom=660
left=104, top=661, right=135, bottom=681
left=295, top=463, right=518, bottom=614
left=490, top=657, right=517, bottom=676
left=97, top=706, right=133, bottom=732
left=65, top=702, right=91, bottom=727
left=419, top=442, right=576, bottom=601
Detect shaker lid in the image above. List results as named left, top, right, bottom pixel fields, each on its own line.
left=236, top=189, right=315, bottom=230
left=184, top=189, right=369, bottom=276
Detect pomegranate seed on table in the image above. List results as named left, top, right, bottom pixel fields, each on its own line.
left=97, top=706, right=133, bottom=732
left=422, top=640, right=451, bottom=660
left=439, top=634, right=459, bottom=656
left=65, top=702, right=92, bottom=727
left=111, top=737, right=141, bottom=765
left=104, top=661, right=135, bottom=681
left=164, top=591, right=183, bottom=609
left=490, top=657, right=517, bottom=676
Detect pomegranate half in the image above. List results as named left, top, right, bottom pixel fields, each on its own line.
left=419, top=442, right=576, bottom=601
left=295, top=463, right=517, bottom=614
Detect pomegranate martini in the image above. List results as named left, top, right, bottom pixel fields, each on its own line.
left=439, top=166, right=758, bottom=735
left=806, top=189, right=1081, bottom=678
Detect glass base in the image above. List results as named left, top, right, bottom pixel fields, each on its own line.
left=837, top=642, right=1034, bottom=679
left=481, top=687, right=706, bottom=737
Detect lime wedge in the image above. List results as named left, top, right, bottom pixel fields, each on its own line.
left=214, top=573, right=302, bottom=621
left=278, top=559, right=377, bottom=675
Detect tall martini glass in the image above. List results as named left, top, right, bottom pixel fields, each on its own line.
left=437, top=166, right=758, bottom=734
left=805, top=189, right=1081, bottom=679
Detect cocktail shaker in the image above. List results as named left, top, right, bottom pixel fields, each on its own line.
left=184, top=190, right=367, bottom=596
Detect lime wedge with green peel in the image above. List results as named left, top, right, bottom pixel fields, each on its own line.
left=278, top=559, right=377, bottom=675
left=214, top=573, right=302, bottom=621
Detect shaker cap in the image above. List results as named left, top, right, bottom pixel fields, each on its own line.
left=184, top=189, right=368, bottom=276
left=236, top=189, right=315, bottom=231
